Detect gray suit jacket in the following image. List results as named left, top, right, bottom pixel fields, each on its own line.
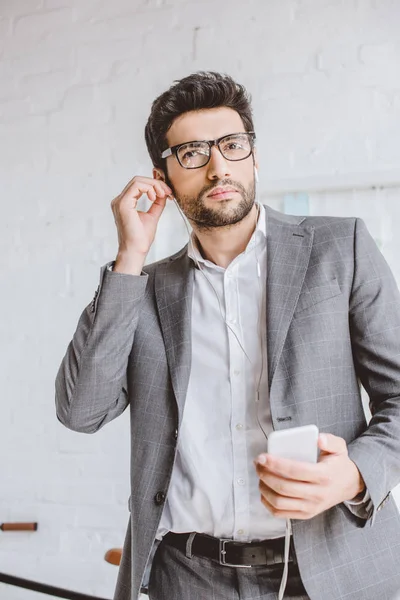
left=56, top=206, right=400, bottom=600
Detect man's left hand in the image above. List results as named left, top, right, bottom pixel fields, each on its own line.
left=254, top=433, right=366, bottom=520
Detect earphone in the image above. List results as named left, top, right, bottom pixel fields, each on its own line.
left=254, top=166, right=259, bottom=183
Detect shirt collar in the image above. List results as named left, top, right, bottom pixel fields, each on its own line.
left=188, top=202, right=266, bottom=267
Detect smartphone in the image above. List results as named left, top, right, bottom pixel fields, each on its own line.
left=268, top=424, right=319, bottom=463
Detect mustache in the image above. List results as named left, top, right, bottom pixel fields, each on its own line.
left=200, top=179, right=246, bottom=200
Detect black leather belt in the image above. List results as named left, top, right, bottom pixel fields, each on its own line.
left=163, top=532, right=294, bottom=568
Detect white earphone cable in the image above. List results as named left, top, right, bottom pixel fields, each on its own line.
left=171, top=174, right=289, bottom=599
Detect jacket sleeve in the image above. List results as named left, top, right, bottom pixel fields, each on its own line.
left=347, top=218, right=400, bottom=526
left=55, top=263, right=148, bottom=434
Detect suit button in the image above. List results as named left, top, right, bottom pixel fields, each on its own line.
left=173, top=429, right=178, bottom=440
left=154, top=491, right=166, bottom=506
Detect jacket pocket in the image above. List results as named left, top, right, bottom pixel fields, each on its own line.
left=295, top=278, right=342, bottom=315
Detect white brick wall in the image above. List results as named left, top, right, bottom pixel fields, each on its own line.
left=0, top=1, right=399, bottom=598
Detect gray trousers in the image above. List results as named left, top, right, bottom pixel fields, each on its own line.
left=147, top=537, right=310, bottom=600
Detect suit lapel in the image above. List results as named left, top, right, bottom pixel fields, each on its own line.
left=265, top=208, right=314, bottom=389
left=155, top=249, right=194, bottom=422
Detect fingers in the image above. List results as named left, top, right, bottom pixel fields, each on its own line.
left=258, top=477, right=324, bottom=520
left=255, top=455, right=327, bottom=485
left=148, top=180, right=172, bottom=202
left=140, top=178, right=172, bottom=201
left=112, top=177, right=172, bottom=213
left=118, top=176, right=171, bottom=201
left=260, top=492, right=311, bottom=520
left=257, top=470, right=318, bottom=500
left=147, top=194, right=168, bottom=220
left=318, top=433, right=347, bottom=455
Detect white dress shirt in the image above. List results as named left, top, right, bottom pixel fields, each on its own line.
left=156, top=203, right=370, bottom=544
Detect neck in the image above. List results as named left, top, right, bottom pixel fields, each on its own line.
left=192, top=204, right=259, bottom=269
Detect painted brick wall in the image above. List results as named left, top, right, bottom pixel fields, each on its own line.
left=0, top=1, right=399, bottom=598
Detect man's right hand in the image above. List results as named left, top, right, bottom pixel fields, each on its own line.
left=111, top=176, right=173, bottom=275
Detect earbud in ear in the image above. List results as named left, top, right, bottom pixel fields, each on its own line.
left=254, top=166, right=259, bottom=183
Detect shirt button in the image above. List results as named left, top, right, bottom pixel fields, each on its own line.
left=154, top=491, right=166, bottom=505
left=233, top=369, right=240, bottom=376
left=235, top=423, right=243, bottom=430
left=237, top=478, right=245, bottom=486
left=173, top=428, right=178, bottom=440
left=237, top=529, right=244, bottom=535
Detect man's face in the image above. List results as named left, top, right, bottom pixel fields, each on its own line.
left=158, top=107, right=257, bottom=230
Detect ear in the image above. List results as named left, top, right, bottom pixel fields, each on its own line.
left=153, top=168, right=166, bottom=182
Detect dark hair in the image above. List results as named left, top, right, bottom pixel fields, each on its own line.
left=144, top=71, right=254, bottom=171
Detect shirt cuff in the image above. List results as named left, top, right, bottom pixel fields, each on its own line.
left=346, top=487, right=370, bottom=505
left=344, top=488, right=373, bottom=518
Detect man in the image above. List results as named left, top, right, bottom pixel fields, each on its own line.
left=55, top=72, right=400, bottom=600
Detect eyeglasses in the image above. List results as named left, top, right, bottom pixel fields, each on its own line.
left=161, top=132, right=256, bottom=169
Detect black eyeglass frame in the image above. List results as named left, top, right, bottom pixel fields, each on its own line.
left=160, top=131, right=256, bottom=169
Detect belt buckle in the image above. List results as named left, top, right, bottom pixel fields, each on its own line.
left=219, top=539, right=252, bottom=568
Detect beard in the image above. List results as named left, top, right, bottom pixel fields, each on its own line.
left=171, top=178, right=256, bottom=231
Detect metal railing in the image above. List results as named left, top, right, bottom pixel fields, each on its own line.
left=0, top=572, right=111, bottom=600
